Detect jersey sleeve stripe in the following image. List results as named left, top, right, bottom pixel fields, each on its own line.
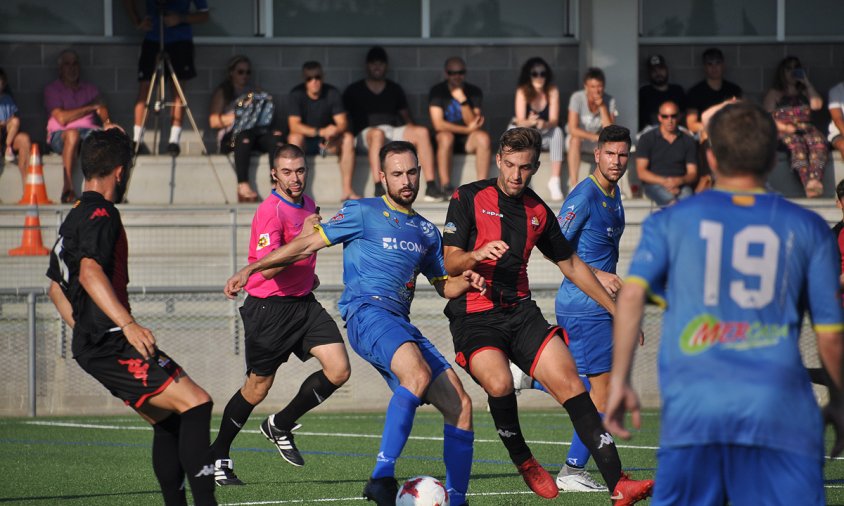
left=626, top=275, right=667, bottom=308
left=814, top=323, right=844, bottom=333
left=428, top=275, right=448, bottom=284
left=315, top=225, right=333, bottom=246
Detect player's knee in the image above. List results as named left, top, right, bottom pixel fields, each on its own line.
left=484, top=376, right=514, bottom=397
left=436, top=131, right=454, bottom=146
left=242, top=377, right=272, bottom=404
left=324, top=362, right=351, bottom=386
left=402, top=367, right=432, bottom=397
left=368, top=128, right=386, bottom=145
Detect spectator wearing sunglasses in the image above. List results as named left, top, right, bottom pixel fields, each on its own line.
left=288, top=61, right=358, bottom=201
left=636, top=100, right=697, bottom=208
left=428, top=57, right=492, bottom=199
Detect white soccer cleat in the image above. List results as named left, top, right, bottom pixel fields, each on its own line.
left=510, top=361, right=533, bottom=395
left=556, top=464, right=608, bottom=492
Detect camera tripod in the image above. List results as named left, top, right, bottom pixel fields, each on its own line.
left=130, top=4, right=228, bottom=203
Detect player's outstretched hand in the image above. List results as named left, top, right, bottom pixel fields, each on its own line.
left=604, top=382, right=641, bottom=440
left=301, top=211, right=322, bottom=236
left=472, top=240, right=508, bottom=263
left=595, top=270, right=622, bottom=298
left=224, top=268, right=251, bottom=299
left=123, top=322, right=156, bottom=360
left=824, top=400, right=844, bottom=457
left=462, top=269, right=487, bottom=294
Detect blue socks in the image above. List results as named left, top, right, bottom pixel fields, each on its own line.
left=372, top=386, right=421, bottom=479
left=443, top=424, right=473, bottom=506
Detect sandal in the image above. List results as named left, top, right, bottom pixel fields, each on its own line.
left=61, top=190, right=77, bottom=204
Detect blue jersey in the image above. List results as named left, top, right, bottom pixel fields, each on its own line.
left=317, top=197, right=447, bottom=320
left=555, top=175, right=624, bottom=316
left=145, top=0, right=208, bottom=44
left=628, top=189, right=844, bottom=458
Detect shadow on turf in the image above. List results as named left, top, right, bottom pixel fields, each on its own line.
left=0, top=490, right=161, bottom=503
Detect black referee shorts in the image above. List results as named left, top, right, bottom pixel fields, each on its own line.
left=137, top=39, right=197, bottom=81
left=240, top=294, right=343, bottom=377
left=449, top=299, right=564, bottom=381
left=75, top=331, right=183, bottom=409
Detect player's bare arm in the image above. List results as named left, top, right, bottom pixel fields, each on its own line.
left=591, top=268, right=623, bottom=298
left=443, top=242, right=508, bottom=276
left=604, top=282, right=647, bottom=439
left=557, top=253, right=615, bottom=316
left=48, top=281, right=75, bottom=328
left=225, top=232, right=327, bottom=299
left=78, top=257, right=156, bottom=360
left=260, top=211, right=323, bottom=280
left=436, top=270, right=487, bottom=299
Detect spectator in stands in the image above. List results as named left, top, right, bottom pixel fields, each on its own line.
left=0, top=67, right=33, bottom=197
left=636, top=100, right=697, bottom=207
left=287, top=61, right=358, bottom=201
left=566, top=67, right=617, bottom=198
left=429, top=57, right=492, bottom=198
left=638, top=54, right=685, bottom=134
left=510, top=57, right=565, bottom=201
left=686, top=48, right=743, bottom=192
left=209, top=55, right=283, bottom=203
left=763, top=56, right=827, bottom=198
left=44, top=49, right=113, bottom=204
left=343, top=46, right=440, bottom=200
left=123, top=0, right=209, bottom=156
left=834, top=179, right=844, bottom=293
left=828, top=78, right=844, bottom=163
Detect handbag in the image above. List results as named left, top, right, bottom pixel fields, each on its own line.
left=230, top=91, right=275, bottom=148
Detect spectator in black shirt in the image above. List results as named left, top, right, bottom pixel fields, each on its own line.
left=288, top=61, right=358, bottom=200
left=429, top=57, right=492, bottom=196
left=638, top=54, right=685, bottom=134
left=343, top=46, right=439, bottom=199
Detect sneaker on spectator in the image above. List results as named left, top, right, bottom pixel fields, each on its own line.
left=214, top=458, right=245, bottom=486
left=4, top=147, right=15, bottom=162
left=510, top=361, right=532, bottom=395
left=547, top=176, right=564, bottom=201
left=166, top=142, right=181, bottom=157
left=611, top=472, right=654, bottom=505
left=260, top=417, right=304, bottom=467
left=517, top=456, right=558, bottom=499
left=556, top=464, right=607, bottom=492
left=131, top=141, right=151, bottom=155
left=362, top=476, right=398, bottom=505
left=423, top=184, right=445, bottom=202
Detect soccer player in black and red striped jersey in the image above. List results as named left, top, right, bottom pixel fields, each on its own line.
left=46, top=129, right=217, bottom=506
left=442, top=127, right=653, bottom=504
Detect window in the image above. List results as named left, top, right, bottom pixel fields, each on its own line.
left=272, top=0, right=422, bottom=38
left=640, top=0, right=775, bottom=38
left=785, top=0, right=844, bottom=37
left=430, top=0, right=570, bottom=39
left=0, top=0, right=104, bottom=36
left=113, top=0, right=258, bottom=38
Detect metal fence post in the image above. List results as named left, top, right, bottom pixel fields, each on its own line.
left=230, top=208, right=240, bottom=354
left=27, top=292, right=36, bottom=418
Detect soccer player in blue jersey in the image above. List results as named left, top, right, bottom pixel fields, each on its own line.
left=225, top=141, right=485, bottom=506
left=606, top=101, right=844, bottom=505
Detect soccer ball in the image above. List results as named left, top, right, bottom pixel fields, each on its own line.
left=395, top=475, right=450, bottom=506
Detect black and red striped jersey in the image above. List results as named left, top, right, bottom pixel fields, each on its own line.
left=443, top=178, right=573, bottom=316
left=46, top=191, right=130, bottom=356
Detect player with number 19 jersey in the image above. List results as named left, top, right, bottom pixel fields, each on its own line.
left=627, top=189, right=844, bottom=459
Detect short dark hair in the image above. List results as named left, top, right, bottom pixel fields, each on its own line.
left=366, top=46, right=388, bottom=63
left=584, top=67, right=605, bottom=84
left=707, top=102, right=777, bottom=177
left=596, top=125, right=631, bottom=149
left=273, top=143, right=306, bottom=166
left=836, top=179, right=844, bottom=200
left=379, top=141, right=417, bottom=170
left=81, top=129, right=132, bottom=180
left=498, top=127, right=542, bottom=165
left=444, top=56, right=465, bottom=69
left=702, top=47, right=724, bottom=63
left=302, top=60, right=322, bottom=73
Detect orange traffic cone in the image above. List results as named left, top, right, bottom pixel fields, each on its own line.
left=9, top=205, right=50, bottom=256
left=18, top=144, right=53, bottom=205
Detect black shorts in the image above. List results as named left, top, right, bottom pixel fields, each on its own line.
left=138, top=39, right=197, bottom=81
left=75, top=331, right=183, bottom=409
left=449, top=300, right=564, bottom=380
left=241, top=294, right=343, bottom=376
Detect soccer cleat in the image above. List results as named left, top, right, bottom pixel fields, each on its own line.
left=510, top=361, right=533, bottom=395
left=556, top=464, right=608, bottom=492
left=611, top=472, right=654, bottom=505
left=517, top=456, right=559, bottom=499
left=214, top=458, right=245, bottom=486
left=260, top=417, right=304, bottom=467
left=423, top=185, right=446, bottom=202
left=362, top=476, right=398, bottom=505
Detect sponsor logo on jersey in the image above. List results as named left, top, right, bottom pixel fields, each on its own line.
left=89, top=208, right=110, bottom=220
left=420, top=220, right=436, bottom=237
left=329, top=212, right=345, bottom=223
left=481, top=208, right=503, bottom=218
left=679, top=314, right=789, bottom=355
left=383, top=237, right=397, bottom=249
left=530, top=216, right=540, bottom=230
left=256, top=233, right=270, bottom=250
left=118, top=358, right=150, bottom=386
left=382, top=237, right=425, bottom=253
left=443, top=222, right=457, bottom=234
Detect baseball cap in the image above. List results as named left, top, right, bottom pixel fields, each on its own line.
left=647, top=54, right=667, bottom=69
left=366, top=46, right=388, bottom=63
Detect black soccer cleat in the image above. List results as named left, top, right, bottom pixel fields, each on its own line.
left=214, top=458, right=245, bottom=486
left=362, top=476, right=399, bottom=506
left=260, top=417, right=304, bottom=467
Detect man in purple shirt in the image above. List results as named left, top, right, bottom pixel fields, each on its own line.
left=44, top=49, right=112, bottom=203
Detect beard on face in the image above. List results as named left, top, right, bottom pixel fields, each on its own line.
left=387, top=182, right=418, bottom=207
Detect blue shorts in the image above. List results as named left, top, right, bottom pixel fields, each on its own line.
left=50, top=128, right=96, bottom=154
left=653, top=445, right=824, bottom=506
left=346, top=304, right=451, bottom=392
left=556, top=314, right=612, bottom=375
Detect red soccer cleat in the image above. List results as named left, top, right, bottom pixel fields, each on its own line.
left=611, top=472, right=654, bottom=505
left=516, top=456, right=559, bottom=499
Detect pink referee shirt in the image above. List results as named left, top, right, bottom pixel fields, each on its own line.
left=44, top=79, right=101, bottom=137
left=244, top=191, right=318, bottom=298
